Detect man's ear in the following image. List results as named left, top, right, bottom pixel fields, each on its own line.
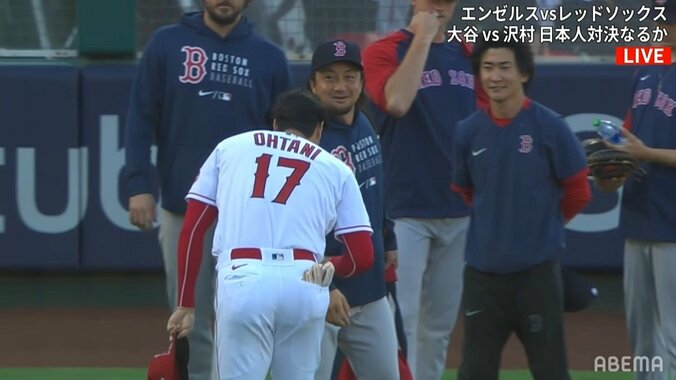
left=272, top=119, right=279, bottom=131
left=308, top=77, right=317, bottom=95
left=313, top=121, right=324, bottom=141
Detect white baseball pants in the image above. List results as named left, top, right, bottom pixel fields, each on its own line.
left=214, top=248, right=329, bottom=380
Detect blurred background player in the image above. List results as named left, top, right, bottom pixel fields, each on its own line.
left=124, top=1, right=290, bottom=378
left=306, top=39, right=400, bottom=380
left=595, top=2, right=676, bottom=378
left=362, top=1, right=486, bottom=378
left=166, top=90, right=375, bottom=380
left=452, top=39, right=590, bottom=380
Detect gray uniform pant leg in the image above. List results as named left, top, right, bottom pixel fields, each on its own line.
left=394, top=217, right=467, bottom=380
left=160, top=209, right=216, bottom=380
left=315, top=296, right=399, bottom=380
left=624, top=240, right=676, bottom=380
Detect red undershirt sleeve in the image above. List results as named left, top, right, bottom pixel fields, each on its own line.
left=450, top=183, right=474, bottom=206
left=177, top=199, right=217, bottom=308
left=623, top=108, right=632, bottom=131
left=363, top=36, right=401, bottom=112
left=330, top=231, right=374, bottom=277
left=560, top=168, right=592, bottom=221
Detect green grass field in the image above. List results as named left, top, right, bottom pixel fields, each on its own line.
left=0, top=368, right=635, bottom=379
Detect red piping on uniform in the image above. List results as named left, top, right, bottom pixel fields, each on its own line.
left=340, top=235, right=358, bottom=277
left=178, top=204, right=208, bottom=306
left=487, top=98, right=531, bottom=127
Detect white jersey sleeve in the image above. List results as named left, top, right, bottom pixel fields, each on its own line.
left=333, top=168, right=373, bottom=239
left=186, top=147, right=219, bottom=207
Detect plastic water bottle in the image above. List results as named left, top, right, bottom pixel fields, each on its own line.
left=593, top=119, right=626, bottom=145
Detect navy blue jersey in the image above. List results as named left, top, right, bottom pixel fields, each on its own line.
left=363, top=30, right=479, bottom=219
left=125, top=12, right=291, bottom=213
left=320, top=111, right=395, bottom=307
left=621, top=66, right=676, bottom=242
left=453, top=100, right=587, bottom=273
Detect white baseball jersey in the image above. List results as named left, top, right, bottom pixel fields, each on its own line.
left=187, top=130, right=372, bottom=264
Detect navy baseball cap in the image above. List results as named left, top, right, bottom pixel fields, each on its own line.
left=311, top=40, right=363, bottom=72
left=654, top=0, right=676, bottom=24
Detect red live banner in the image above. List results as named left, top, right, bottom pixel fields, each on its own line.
left=616, top=47, right=672, bottom=65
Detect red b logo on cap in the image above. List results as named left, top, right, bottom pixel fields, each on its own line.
left=334, top=41, right=347, bottom=57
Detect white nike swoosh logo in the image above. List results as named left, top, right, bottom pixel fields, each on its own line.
left=198, top=90, right=215, bottom=96
left=465, top=309, right=483, bottom=317
left=359, top=177, right=376, bottom=188
left=640, top=75, right=650, bottom=81
left=472, top=148, right=487, bottom=156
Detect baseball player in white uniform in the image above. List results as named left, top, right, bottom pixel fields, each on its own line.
left=166, top=90, right=375, bottom=380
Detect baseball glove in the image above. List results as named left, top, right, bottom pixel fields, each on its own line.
left=302, top=262, right=335, bottom=287
left=582, top=139, right=642, bottom=180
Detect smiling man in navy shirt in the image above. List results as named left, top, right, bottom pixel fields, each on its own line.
left=451, top=38, right=591, bottom=380
left=308, top=39, right=400, bottom=380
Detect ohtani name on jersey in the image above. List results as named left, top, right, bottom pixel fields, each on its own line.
left=253, top=132, right=321, bottom=160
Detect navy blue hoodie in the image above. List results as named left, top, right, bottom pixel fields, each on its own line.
left=320, top=111, right=397, bottom=307
left=125, top=12, right=290, bottom=213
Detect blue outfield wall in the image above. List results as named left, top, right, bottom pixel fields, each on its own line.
left=0, top=62, right=641, bottom=271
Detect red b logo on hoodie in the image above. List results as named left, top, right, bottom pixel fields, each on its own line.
left=179, top=46, right=208, bottom=84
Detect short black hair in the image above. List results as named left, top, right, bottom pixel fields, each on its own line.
left=271, top=89, right=328, bottom=138
left=471, top=38, right=535, bottom=90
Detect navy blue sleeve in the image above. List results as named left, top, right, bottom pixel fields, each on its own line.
left=324, top=232, right=344, bottom=257
left=550, top=117, right=588, bottom=181
left=124, top=33, right=164, bottom=197
left=383, top=215, right=397, bottom=251
left=325, top=232, right=342, bottom=292
left=265, top=52, right=292, bottom=126
left=451, top=120, right=472, bottom=189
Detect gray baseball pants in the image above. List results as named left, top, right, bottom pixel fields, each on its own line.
left=624, top=240, right=676, bottom=380
left=394, top=217, right=468, bottom=380
left=314, top=296, right=399, bottom=380
left=160, top=209, right=217, bottom=380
